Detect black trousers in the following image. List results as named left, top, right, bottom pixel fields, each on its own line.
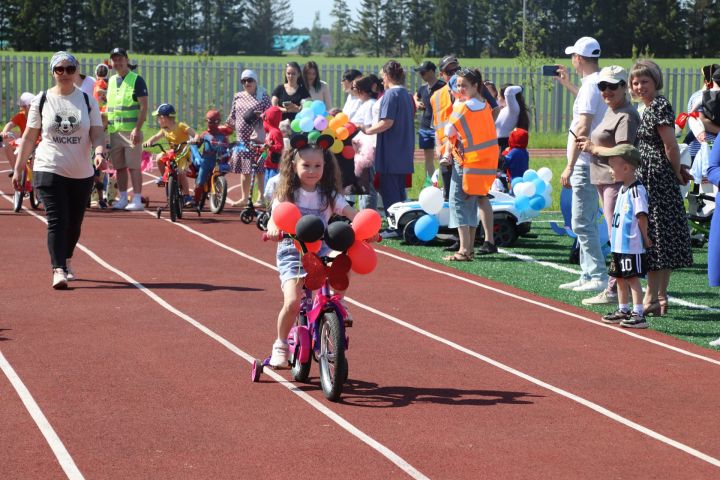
left=34, top=171, right=93, bottom=270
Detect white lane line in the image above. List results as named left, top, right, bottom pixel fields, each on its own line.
left=0, top=350, right=85, bottom=479
left=140, top=212, right=720, bottom=469
left=1, top=168, right=12, bottom=174
left=2, top=195, right=427, bottom=480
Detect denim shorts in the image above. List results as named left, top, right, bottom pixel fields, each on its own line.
left=448, top=161, right=478, bottom=228
left=418, top=128, right=436, bottom=150
left=276, top=238, right=331, bottom=287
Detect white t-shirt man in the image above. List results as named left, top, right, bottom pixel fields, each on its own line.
left=28, top=87, right=103, bottom=179
left=568, top=71, right=607, bottom=166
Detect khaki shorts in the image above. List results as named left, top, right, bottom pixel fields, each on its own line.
left=110, top=131, right=143, bottom=170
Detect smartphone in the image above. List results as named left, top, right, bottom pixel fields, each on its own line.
left=542, top=65, right=559, bottom=77
left=282, top=100, right=293, bottom=107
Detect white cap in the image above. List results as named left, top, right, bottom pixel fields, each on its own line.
left=241, top=69, right=258, bottom=82
left=564, top=37, right=601, bottom=57
left=598, top=65, right=628, bottom=84
left=18, top=92, right=35, bottom=107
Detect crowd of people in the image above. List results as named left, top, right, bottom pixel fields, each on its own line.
left=3, top=44, right=718, bottom=346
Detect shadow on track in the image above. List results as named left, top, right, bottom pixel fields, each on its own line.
left=71, top=279, right=263, bottom=293
left=0, top=328, right=11, bottom=341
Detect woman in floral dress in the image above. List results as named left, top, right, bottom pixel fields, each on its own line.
left=226, top=69, right=271, bottom=206
left=629, top=60, right=693, bottom=316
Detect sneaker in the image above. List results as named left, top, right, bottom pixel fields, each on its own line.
left=582, top=289, right=618, bottom=305
left=709, top=338, right=720, bottom=347
left=573, top=279, right=607, bottom=292
left=52, top=268, right=68, bottom=290
left=155, top=177, right=165, bottom=187
left=601, top=309, right=631, bottom=324
left=98, top=199, right=108, bottom=209
left=183, top=195, right=194, bottom=208
left=269, top=339, right=289, bottom=368
left=559, top=278, right=585, bottom=290
left=620, top=312, right=649, bottom=329
left=476, top=241, right=498, bottom=256
left=125, top=196, right=145, bottom=211
left=379, top=228, right=399, bottom=239
left=112, top=197, right=129, bottom=210
left=65, top=259, right=75, bottom=281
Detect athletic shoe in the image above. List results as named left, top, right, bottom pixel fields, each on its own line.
left=476, top=241, right=498, bottom=255
left=582, top=289, right=617, bottom=305
left=125, top=196, right=145, bottom=211
left=573, top=279, right=607, bottom=293
left=620, top=312, right=649, bottom=329
left=52, top=268, right=68, bottom=290
left=112, top=197, right=129, bottom=210
left=379, top=229, right=399, bottom=239
left=559, top=278, right=585, bottom=290
left=710, top=338, right=720, bottom=347
left=269, top=339, right=289, bottom=368
left=98, top=199, right=108, bottom=209
left=601, top=309, right=631, bottom=324
left=65, top=259, right=75, bottom=281
left=155, top=177, right=165, bottom=187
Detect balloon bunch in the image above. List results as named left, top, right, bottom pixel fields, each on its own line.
left=271, top=203, right=382, bottom=290
left=413, top=186, right=445, bottom=242
left=290, top=100, right=358, bottom=159
left=510, top=167, right=553, bottom=216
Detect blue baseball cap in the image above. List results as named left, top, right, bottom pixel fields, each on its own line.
left=152, top=103, right=176, bottom=117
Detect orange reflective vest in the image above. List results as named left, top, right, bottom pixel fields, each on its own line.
left=447, top=100, right=499, bottom=196
left=431, top=85, right=454, bottom=152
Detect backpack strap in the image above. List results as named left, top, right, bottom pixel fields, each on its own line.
left=83, top=91, right=91, bottom=114
left=38, top=90, right=91, bottom=125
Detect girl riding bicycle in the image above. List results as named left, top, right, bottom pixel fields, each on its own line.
left=143, top=103, right=200, bottom=206
left=265, top=144, right=359, bottom=368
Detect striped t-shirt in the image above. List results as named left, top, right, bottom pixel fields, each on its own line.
left=611, top=181, right=649, bottom=254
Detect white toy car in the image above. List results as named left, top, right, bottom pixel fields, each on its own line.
left=386, top=189, right=535, bottom=246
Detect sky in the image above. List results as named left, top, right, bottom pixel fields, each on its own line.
left=288, top=0, right=361, bottom=29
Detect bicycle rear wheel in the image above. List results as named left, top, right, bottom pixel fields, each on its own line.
left=209, top=175, right=227, bottom=214
left=13, top=169, right=27, bottom=213
left=318, top=311, right=346, bottom=402
left=30, top=188, right=41, bottom=210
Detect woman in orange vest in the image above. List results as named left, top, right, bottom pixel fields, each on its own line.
left=442, top=68, right=500, bottom=261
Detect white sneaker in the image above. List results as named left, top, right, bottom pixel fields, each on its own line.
left=581, top=289, right=617, bottom=305
left=52, top=268, right=68, bottom=290
left=112, top=197, right=129, bottom=209
left=573, top=279, right=607, bottom=293
left=125, top=196, right=145, bottom=211
left=269, top=339, right=289, bottom=368
left=66, top=259, right=75, bottom=281
left=559, top=278, right=584, bottom=290
left=710, top=338, right=720, bottom=347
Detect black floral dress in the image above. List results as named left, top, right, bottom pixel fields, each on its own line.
left=635, top=95, right=693, bottom=271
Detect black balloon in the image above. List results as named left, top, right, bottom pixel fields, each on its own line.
left=295, top=215, right=325, bottom=243
left=325, top=221, right=356, bottom=252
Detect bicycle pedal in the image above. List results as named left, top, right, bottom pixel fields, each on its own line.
left=344, top=319, right=353, bottom=328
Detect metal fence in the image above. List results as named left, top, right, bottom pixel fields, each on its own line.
left=0, top=55, right=707, bottom=132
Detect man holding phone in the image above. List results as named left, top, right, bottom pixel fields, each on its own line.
left=555, top=36, right=609, bottom=294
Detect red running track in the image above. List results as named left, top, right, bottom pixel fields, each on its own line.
left=1, top=166, right=719, bottom=479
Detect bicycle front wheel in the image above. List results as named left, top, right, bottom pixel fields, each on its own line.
left=13, top=169, right=27, bottom=213
left=318, top=311, right=346, bottom=402
left=209, top=175, right=227, bottom=214
left=167, top=175, right=180, bottom=222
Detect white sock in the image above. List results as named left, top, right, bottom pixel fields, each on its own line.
left=619, top=303, right=629, bottom=312
left=633, top=304, right=644, bottom=315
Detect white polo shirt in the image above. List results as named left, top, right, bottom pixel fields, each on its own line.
left=568, top=71, right=607, bottom=167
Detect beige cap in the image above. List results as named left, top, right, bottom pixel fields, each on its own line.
left=598, top=65, right=628, bottom=84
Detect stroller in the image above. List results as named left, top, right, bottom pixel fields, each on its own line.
left=685, top=142, right=716, bottom=246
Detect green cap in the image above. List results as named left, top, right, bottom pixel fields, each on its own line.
left=597, top=143, right=641, bottom=167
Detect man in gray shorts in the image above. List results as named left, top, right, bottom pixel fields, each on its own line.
left=106, top=47, right=148, bottom=210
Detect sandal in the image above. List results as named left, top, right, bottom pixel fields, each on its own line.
left=443, top=252, right=473, bottom=262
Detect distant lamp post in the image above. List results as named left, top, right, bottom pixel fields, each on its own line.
left=128, top=0, right=133, bottom=52
left=522, top=0, right=527, bottom=51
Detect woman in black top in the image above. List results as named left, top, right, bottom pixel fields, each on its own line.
left=271, top=61, right=310, bottom=122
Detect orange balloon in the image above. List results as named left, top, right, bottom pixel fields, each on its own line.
left=352, top=209, right=382, bottom=240
left=336, top=126, right=349, bottom=141
left=328, top=118, right=342, bottom=131
left=335, top=112, right=349, bottom=125
left=271, top=202, right=301, bottom=234
left=347, top=240, right=377, bottom=274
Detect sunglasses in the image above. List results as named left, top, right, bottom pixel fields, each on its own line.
left=598, top=81, right=625, bottom=92
left=53, top=65, right=77, bottom=75
left=443, top=66, right=460, bottom=75
left=241, top=78, right=255, bottom=84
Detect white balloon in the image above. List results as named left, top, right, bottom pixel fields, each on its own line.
left=418, top=186, right=444, bottom=215
left=537, top=167, right=553, bottom=182
left=544, top=181, right=553, bottom=194
left=514, top=182, right=527, bottom=197
left=523, top=181, right=536, bottom=197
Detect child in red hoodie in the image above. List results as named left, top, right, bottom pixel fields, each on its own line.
left=501, top=127, right=529, bottom=191
left=262, top=106, right=284, bottom=181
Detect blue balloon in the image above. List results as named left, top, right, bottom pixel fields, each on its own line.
left=514, top=195, right=530, bottom=212
left=297, top=108, right=313, bottom=119
left=523, top=169, right=539, bottom=182
left=311, top=100, right=327, bottom=115
left=414, top=214, right=439, bottom=242
left=529, top=194, right=546, bottom=211
left=532, top=178, right=546, bottom=196
left=299, top=117, right=314, bottom=132
left=511, top=177, right=523, bottom=188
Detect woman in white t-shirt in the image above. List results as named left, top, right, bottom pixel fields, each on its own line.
left=13, top=51, right=105, bottom=289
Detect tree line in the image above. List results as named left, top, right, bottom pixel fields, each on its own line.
left=0, top=0, right=717, bottom=58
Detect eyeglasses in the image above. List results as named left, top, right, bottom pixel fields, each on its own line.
left=53, top=65, right=77, bottom=75
left=598, top=81, right=625, bottom=92
left=241, top=78, right=255, bottom=84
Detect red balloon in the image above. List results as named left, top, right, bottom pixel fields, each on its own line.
left=294, top=239, right=322, bottom=254
left=344, top=122, right=357, bottom=135
left=271, top=202, right=301, bottom=234
left=341, top=145, right=355, bottom=159
left=347, top=240, right=377, bottom=274
left=352, top=209, right=382, bottom=240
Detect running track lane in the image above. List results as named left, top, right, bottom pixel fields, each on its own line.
left=2, top=175, right=720, bottom=478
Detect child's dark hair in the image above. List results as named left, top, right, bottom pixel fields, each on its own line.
left=353, top=75, right=376, bottom=97
left=500, top=83, right=530, bottom=131
left=275, top=146, right=342, bottom=212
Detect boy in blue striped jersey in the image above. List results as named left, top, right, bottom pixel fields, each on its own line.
left=600, top=144, right=652, bottom=328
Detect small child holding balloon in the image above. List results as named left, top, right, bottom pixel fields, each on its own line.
left=265, top=142, right=361, bottom=368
